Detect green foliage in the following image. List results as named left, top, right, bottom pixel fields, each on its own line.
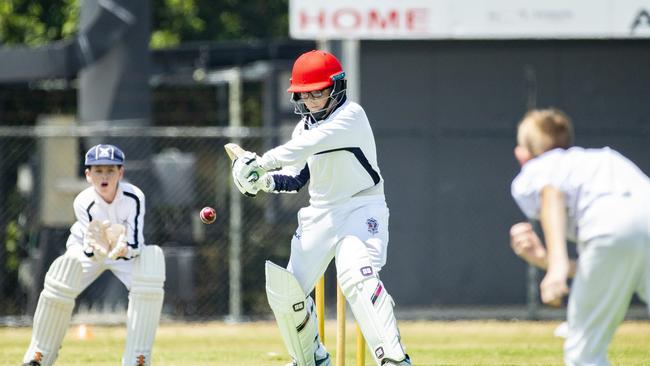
left=192, top=0, right=289, bottom=42
left=0, top=0, right=78, bottom=46
left=151, top=0, right=205, bottom=48
left=0, top=0, right=290, bottom=47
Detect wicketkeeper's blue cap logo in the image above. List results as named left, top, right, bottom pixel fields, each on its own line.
left=85, top=144, right=125, bottom=166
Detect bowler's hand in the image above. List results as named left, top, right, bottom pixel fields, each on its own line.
left=540, top=269, right=569, bottom=307
left=510, top=222, right=547, bottom=269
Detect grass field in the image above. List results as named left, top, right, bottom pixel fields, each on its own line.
left=2, top=320, right=650, bottom=365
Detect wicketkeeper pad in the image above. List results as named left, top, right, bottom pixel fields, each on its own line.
left=265, top=261, right=319, bottom=366
left=336, top=236, right=406, bottom=364
left=23, top=254, right=82, bottom=366
left=123, top=245, right=165, bottom=366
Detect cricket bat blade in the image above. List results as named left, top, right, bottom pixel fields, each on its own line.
left=224, top=143, right=246, bottom=161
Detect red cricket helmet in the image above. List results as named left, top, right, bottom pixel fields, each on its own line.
left=288, top=50, right=345, bottom=93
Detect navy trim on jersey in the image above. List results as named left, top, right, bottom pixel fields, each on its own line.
left=315, top=147, right=381, bottom=185
left=122, top=191, right=141, bottom=248
left=272, top=164, right=310, bottom=192
left=86, top=201, right=95, bottom=222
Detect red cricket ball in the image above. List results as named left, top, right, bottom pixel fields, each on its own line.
left=200, top=206, right=217, bottom=224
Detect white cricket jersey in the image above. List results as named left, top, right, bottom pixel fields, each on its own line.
left=259, top=100, right=384, bottom=207
left=511, top=146, right=650, bottom=243
left=67, top=182, right=146, bottom=250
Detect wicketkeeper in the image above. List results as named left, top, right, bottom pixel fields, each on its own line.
left=22, top=144, right=165, bottom=366
left=230, top=50, right=411, bottom=366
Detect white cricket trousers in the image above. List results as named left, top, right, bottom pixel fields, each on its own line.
left=67, top=245, right=137, bottom=291
left=286, top=195, right=389, bottom=294
left=565, top=194, right=650, bottom=366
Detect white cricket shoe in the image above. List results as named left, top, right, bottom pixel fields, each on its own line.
left=286, top=353, right=331, bottom=366
left=381, top=354, right=412, bottom=365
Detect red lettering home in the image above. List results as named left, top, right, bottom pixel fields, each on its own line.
left=299, top=7, right=429, bottom=34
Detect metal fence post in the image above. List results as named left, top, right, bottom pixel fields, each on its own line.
left=227, top=67, right=243, bottom=322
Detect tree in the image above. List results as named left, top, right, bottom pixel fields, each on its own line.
left=0, top=0, right=290, bottom=48
left=0, top=0, right=78, bottom=46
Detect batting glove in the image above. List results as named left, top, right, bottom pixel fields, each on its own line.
left=232, top=151, right=267, bottom=196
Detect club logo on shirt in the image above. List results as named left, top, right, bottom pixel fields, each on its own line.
left=366, top=218, right=379, bottom=234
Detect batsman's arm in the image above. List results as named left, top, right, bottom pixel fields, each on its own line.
left=257, top=116, right=359, bottom=171
left=269, top=163, right=310, bottom=193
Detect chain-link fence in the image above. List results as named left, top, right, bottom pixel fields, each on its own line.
left=0, top=122, right=309, bottom=321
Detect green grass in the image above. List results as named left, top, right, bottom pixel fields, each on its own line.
left=2, top=320, right=649, bottom=365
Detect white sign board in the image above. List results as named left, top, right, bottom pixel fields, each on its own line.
left=289, top=0, right=650, bottom=39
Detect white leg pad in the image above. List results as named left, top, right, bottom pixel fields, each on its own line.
left=265, top=261, right=319, bottom=366
left=23, top=254, right=82, bottom=366
left=336, top=236, right=406, bottom=365
left=123, top=245, right=165, bottom=366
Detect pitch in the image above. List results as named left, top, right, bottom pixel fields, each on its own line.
left=2, top=320, right=649, bottom=365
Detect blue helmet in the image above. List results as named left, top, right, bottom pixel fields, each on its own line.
left=84, top=144, right=125, bottom=166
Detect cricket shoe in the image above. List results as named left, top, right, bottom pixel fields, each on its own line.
left=22, top=351, right=43, bottom=366
left=136, top=354, right=146, bottom=366
left=381, top=354, right=412, bottom=365
left=286, top=353, right=331, bottom=366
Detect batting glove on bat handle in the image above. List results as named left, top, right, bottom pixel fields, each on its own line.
left=253, top=173, right=275, bottom=192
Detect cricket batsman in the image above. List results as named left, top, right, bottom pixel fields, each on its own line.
left=22, top=144, right=165, bottom=366
left=230, top=50, right=411, bottom=366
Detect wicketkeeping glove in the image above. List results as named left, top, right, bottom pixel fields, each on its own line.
left=108, top=233, right=140, bottom=260
left=104, top=223, right=140, bottom=260
left=83, top=220, right=112, bottom=259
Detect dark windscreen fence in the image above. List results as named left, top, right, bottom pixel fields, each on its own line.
left=361, top=39, right=650, bottom=307
left=0, top=39, right=647, bottom=322
left=0, top=126, right=306, bottom=320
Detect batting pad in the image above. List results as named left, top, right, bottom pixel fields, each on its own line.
left=336, top=236, right=406, bottom=364
left=123, top=245, right=165, bottom=366
left=23, top=254, right=82, bottom=366
left=265, top=261, right=319, bottom=366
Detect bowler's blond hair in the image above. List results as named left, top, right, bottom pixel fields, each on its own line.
left=517, top=108, right=574, bottom=157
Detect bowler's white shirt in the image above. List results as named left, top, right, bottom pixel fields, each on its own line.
left=512, top=147, right=650, bottom=243
left=260, top=100, right=384, bottom=207
left=68, top=182, right=146, bottom=250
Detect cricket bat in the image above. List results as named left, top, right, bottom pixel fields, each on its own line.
left=224, top=143, right=259, bottom=182
left=224, top=143, right=246, bottom=161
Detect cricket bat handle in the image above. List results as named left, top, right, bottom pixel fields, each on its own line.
left=224, top=143, right=259, bottom=181
left=224, top=143, right=246, bottom=161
